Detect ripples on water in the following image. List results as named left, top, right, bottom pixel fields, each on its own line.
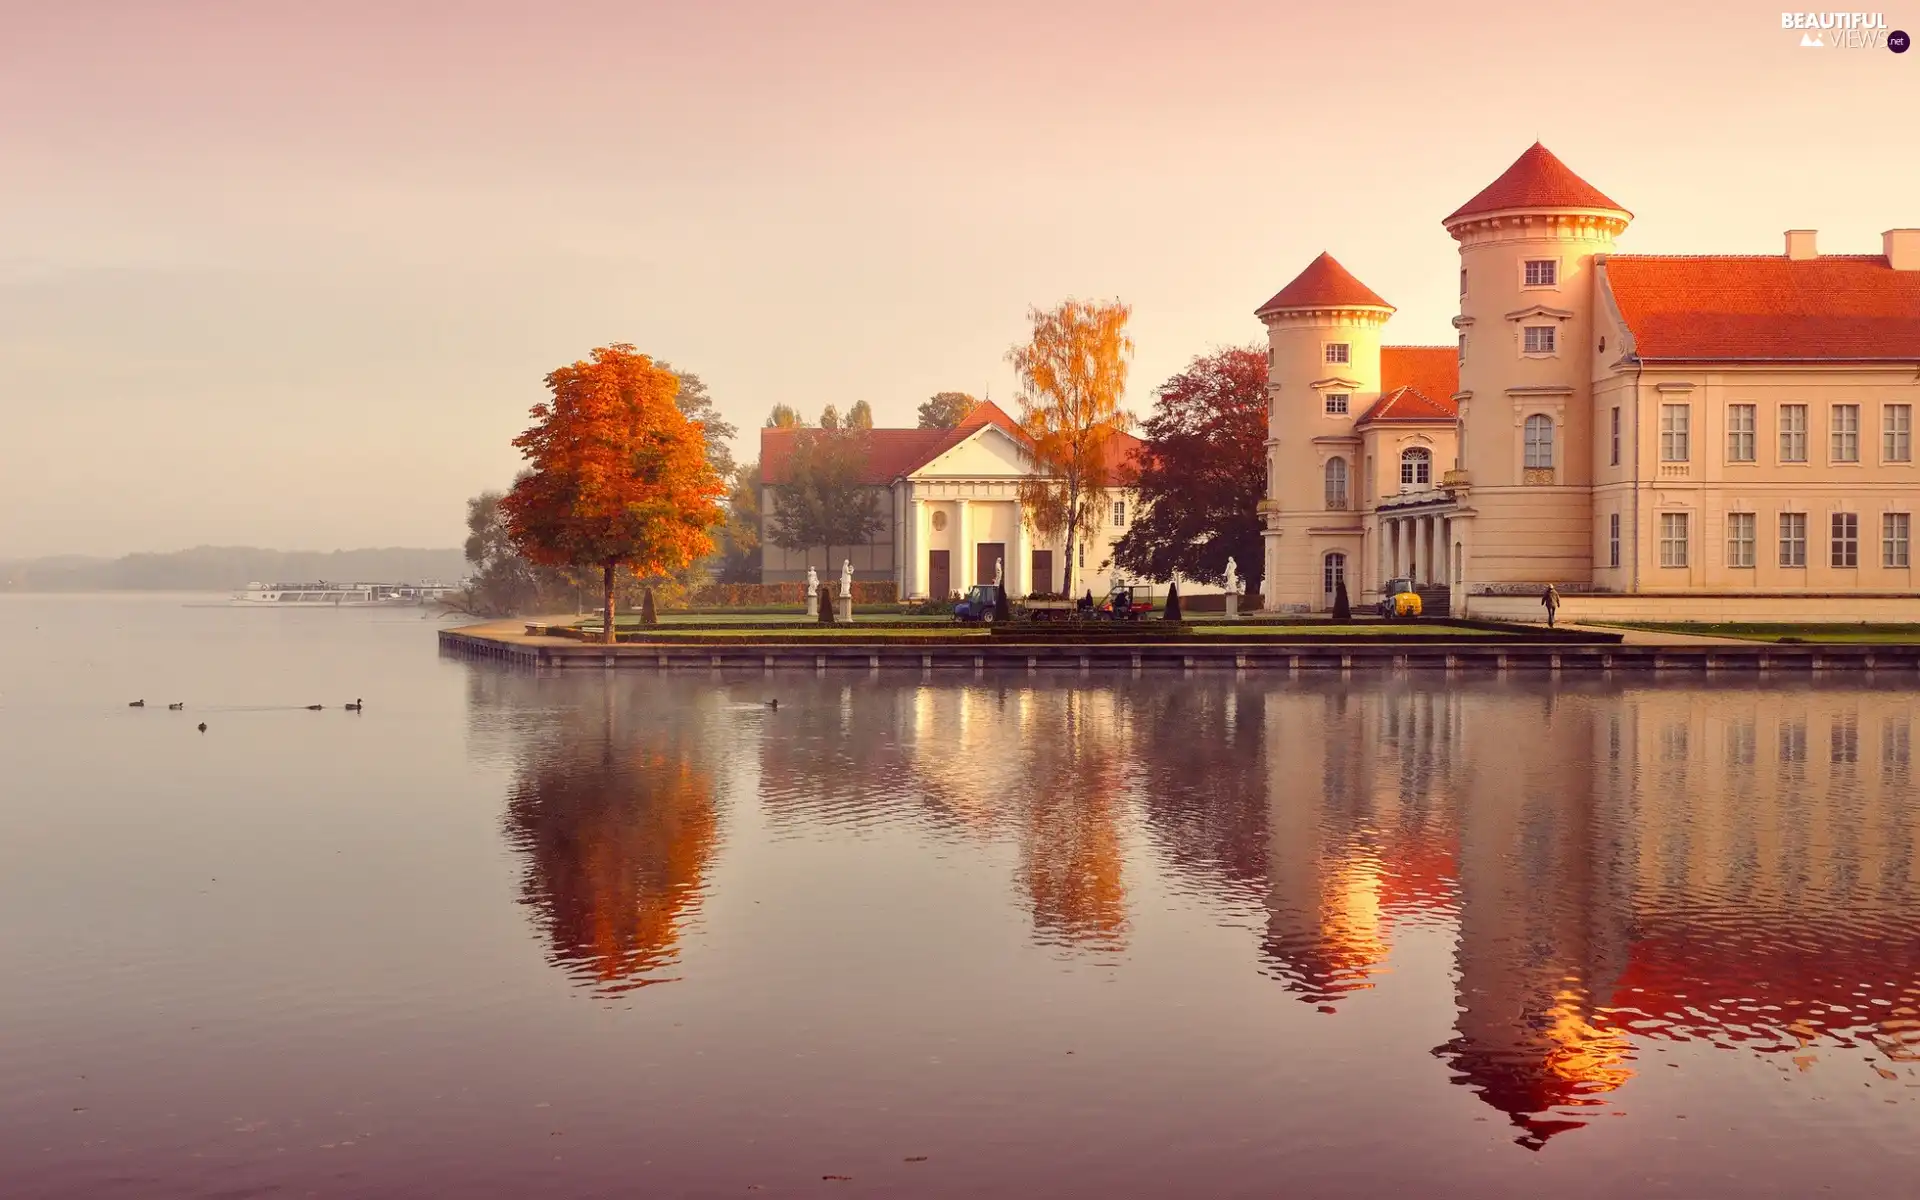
left=2, top=603, right=1916, bottom=1198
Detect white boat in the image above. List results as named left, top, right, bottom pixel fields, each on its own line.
left=231, top=580, right=469, bottom=606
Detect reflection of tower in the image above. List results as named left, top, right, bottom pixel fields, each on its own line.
left=1439, top=692, right=1634, bottom=1149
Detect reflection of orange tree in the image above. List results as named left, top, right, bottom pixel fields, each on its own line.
left=1012, top=690, right=1130, bottom=950
left=503, top=722, right=718, bottom=994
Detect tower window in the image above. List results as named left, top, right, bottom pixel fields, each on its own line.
left=1324, top=393, right=1349, bottom=416
left=1459, top=267, right=1468, bottom=297
left=1324, top=457, right=1349, bottom=510
left=1523, top=326, right=1557, bottom=355
left=1324, top=343, right=1350, bottom=365
left=1457, top=333, right=1466, bottom=365
left=1524, top=259, right=1558, bottom=287
left=1399, top=447, right=1432, bottom=487
left=1524, top=414, right=1555, bottom=468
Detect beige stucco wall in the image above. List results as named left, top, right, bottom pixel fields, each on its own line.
left=1469, top=592, right=1920, bottom=623
left=1452, top=210, right=1622, bottom=589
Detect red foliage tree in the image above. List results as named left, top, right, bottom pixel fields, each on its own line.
left=501, top=345, right=726, bottom=644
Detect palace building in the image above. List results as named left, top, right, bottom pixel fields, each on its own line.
left=1257, top=143, right=1920, bottom=620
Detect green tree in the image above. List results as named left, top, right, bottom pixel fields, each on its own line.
left=715, top=462, right=764, bottom=583
left=917, top=391, right=977, bottom=429
left=767, top=429, right=884, bottom=572
left=460, top=485, right=580, bottom=616
left=845, top=400, right=875, bottom=429
left=819, top=404, right=841, bottom=430
left=1110, top=346, right=1267, bottom=599
left=656, top=362, right=737, bottom=478
left=1008, top=299, right=1135, bottom=598
left=765, top=404, right=802, bottom=429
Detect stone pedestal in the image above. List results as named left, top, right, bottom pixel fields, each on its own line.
left=836, top=595, right=853, bottom=623
left=1225, top=593, right=1239, bottom=620
left=806, top=588, right=819, bottom=619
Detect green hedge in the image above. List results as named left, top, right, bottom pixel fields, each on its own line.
left=686, top=581, right=899, bottom=607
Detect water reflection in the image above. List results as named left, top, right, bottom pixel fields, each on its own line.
left=491, top=679, right=721, bottom=994
left=471, top=672, right=1920, bottom=1150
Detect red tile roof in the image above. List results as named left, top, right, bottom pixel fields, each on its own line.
left=1444, top=142, right=1629, bottom=226
left=1604, top=254, right=1920, bottom=361
left=1256, top=252, right=1393, bottom=317
left=1355, top=346, right=1460, bottom=425
left=759, top=401, right=1146, bottom=485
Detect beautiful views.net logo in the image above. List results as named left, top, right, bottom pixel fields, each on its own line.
left=1781, top=11, right=1910, bottom=50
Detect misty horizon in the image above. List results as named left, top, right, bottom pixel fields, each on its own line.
left=5, top=0, right=1914, bottom=558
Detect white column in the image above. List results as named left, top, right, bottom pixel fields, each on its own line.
left=1395, top=519, right=1408, bottom=580
left=907, top=496, right=924, bottom=598
left=1010, top=502, right=1027, bottom=597
left=956, top=497, right=973, bottom=591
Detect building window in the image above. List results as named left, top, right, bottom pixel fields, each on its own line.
left=1780, top=513, right=1807, bottom=567
left=1077, top=543, right=1085, bottom=569
left=1324, top=393, right=1349, bottom=416
left=1609, top=513, right=1621, bottom=568
left=1400, top=447, right=1432, bottom=487
left=1524, top=414, right=1554, bottom=468
left=1324, top=343, right=1350, bottom=365
left=1832, top=512, right=1859, bottom=568
left=1886, top=513, right=1911, bottom=568
left=1523, top=326, right=1556, bottom=355
left=1457, top=332, right=1466, bottom=365
left=1322, top=552, right=1347, bottom=602
left=1659, top=513, right=1689, bottom=568
left=1727, top=512, right=1756, bottom=568
left=1459, top=267, right=1468, bottom=297
left=1610, top=406, right=1621, bottom=466
left=1780, top=404, right=1808, bottom=462
left=1728, top=404, right=1756, bottom=463
left=1832, top=404, right=1860, bottom=463
left=1324, top=458, right=1349, bottom=510
left=1659, top=403, right=1691, bottom=462
left=1885, top=404, right=1912, bottom=462
left=1111, top=500, right=1126, bottom=528
left=1266, top=346, right=1274, bottom=369
left=1523, top=259, right=1558, bottom=287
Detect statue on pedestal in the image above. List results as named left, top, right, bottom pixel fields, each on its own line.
left=994, top=557, right=1004, bottom=587
left=1224, top=557, right=1239, bottom=595
left=839, top=559, right=854, bottom=599
left=806, top=565, right=819, bottom=595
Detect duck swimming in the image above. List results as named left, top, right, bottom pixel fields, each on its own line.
left=197, top=722, right=207, bottom=733
left=344, top=698, right=363, bottom=711
left=305, top=704, right=323, bottom=711
left=128, top=699, right=145, bottom=708
left=168, top=703, right=184, bottom=710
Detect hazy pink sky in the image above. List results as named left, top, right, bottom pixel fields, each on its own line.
left=2, top=0, right=1914, bottom=556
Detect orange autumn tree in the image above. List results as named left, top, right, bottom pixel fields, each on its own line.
left=502, top=344, right=725, bottom=644
left=1008, top=299, right=1135, bottom=598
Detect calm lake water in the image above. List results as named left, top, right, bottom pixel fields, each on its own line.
left=2, top=594, right=1917, bottom=1198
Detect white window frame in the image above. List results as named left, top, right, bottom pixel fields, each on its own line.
left=1832, top=404, right=1860, bottom=464
left=1659, top=513, right=1689, bottom=568
left=1111, top=500, right=1126, bottom=528
left=1324, top=393, right=1349, bottom=416
left=1610, top=406, right=1620, bottom=467
left=1727, top=404, right=1756, bottom=463
left=1521, top=258, right=1559, bottom=288
left=1780, top=404, right=1808, bottom=463
left=1399, top=447, right=1432, bottom=487
left=1832, top=512, right=1860, bottom=568
left=1885, top=512, right=1911, bottom=568
left=1323, top=342, right=1351, bottom=366
left=1659, top=404, right=1691, bottom=462
left=1608, top=513, right=1621, bottom=568
left=1523, top=414, right=1554, bottom=469
left=1885, top=404, right=1912, bottom=463
left=1727, top=512, right=1756, bottom=569
left=1779, top=512, right=1808, bottom=567
left=1457, top=332, right=1466, bottom=365
left=1522, top=325, right=1557, bottom=356
left=1324, top=458, right=1349, bottom=511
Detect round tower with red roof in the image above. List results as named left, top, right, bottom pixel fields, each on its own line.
left=1255, top=252, right=1395, bottom=612
left=1444, top=143, right=1631, bottom=601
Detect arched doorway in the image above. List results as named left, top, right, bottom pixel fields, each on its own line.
left=1322, top=552, right=1347, bottom=610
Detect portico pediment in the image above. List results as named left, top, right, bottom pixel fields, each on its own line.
left=911, top=424, right=1031, bottom=480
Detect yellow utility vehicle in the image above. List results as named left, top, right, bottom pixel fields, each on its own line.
left=1378, top=577, right=1423, bottom=620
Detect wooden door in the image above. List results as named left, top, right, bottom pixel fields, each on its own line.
left=976, top=542, right=1005, bottom=589
left=1030, top=550, right=1054, bottom=596
left=928, top=551, right=950, bottom=600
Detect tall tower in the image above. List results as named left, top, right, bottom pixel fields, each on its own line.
left=1444, top=144, right=1631, bottom=599
left=1257, top=252, right=1392, bottom=612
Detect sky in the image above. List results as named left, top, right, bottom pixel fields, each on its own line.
left=2, top=0, right=1915, bottom=557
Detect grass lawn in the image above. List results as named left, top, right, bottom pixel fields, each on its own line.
left=1188, top=624, right=1504, bottom=638
left=1607, top=621, right=1920, bottom=644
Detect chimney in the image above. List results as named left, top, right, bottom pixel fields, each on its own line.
left=1785, top=229, right=1818, bottom=260
left=1885, top=229, right=1920, bottom=271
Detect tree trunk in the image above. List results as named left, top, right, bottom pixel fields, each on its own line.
left=1061, top=480, right=1081, bottom=599
left=601, top=560, right=617, bottom=645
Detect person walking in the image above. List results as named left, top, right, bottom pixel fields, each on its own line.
left=1541, top=584, right=1561, bottom=628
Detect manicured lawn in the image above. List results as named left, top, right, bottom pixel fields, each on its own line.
left=1188, top=624, right=1504, bottom=638
left=1608, top=621, right=1920, bottom=644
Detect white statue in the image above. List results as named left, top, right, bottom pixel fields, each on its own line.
left=1224, top=557, right=1239, bottom=595
left=994, top=557, right=1004, bottom=586
left=806, top=565, right=819, bottom=594
left=839, top=559, right=854, bottom=599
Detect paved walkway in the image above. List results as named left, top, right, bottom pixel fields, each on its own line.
left=1557, top=621, right=1756, bottom=646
